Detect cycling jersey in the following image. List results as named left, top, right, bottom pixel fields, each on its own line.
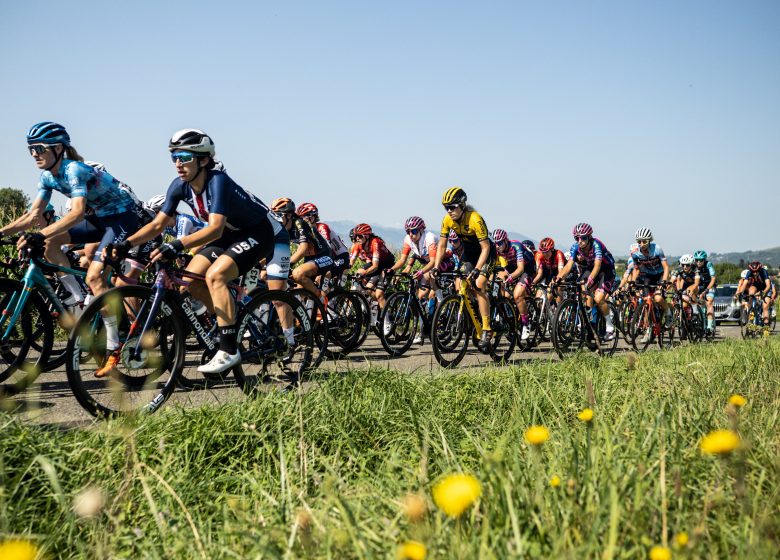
left=161, top=170, right=281, bottom=235
left=535, top=249, right=565, bottom=278
left=497, top=240, right=536, bottom=276
left=440, top=209, right=489, bottom=247
left=401, top=231, right=438, bottom=263
left=673, top=267, right=700, bottom=288
left=315, top=222, right=349, bottom=256
left=164, top=214, right=206, bottom=239
left=289, top=216, right=330, bottom=258
left=630, top=243, right=666, bottom=276
left=695, top=260, right=717, bottom=288
left=568, top=238, right=615, bottom=272
left=37, top=159, right=136, bottom=217
left=350, top=236, right=395, bottom=269
left=744, top=268, right=770, bottom=290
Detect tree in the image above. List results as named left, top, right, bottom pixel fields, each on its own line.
left=0, top=188, right=30, bottom=221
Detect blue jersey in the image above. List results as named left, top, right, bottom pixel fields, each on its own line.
left=630, top=243, right=666, bottom=276
left=36, top=159, right=136, bottom=217
left=161, top=170, right=281, bottom=234
left=164, top=214, right=206, bottom=239
left=498, top=240, right=536, bottom=275
left=568, top=237, right=615, bottom=271
left=696, top=260, right=717, bottom=288
left=744, top=268, right=769, bottom=289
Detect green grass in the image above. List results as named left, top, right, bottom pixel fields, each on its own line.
left=2, top=338, right=780, bottom=559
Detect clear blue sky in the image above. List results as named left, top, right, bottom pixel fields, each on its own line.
left=1, top=0, right=778, bottom=254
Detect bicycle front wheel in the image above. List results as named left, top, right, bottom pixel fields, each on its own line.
left=551, top=299, right=585, bottom=359
left=66, top=285, right=183, bottom=418
left=378, top=291, right=419, bottom=357
left=431, top=294, right=470, bottom=368
left=489, top=296, right=518, bottom=363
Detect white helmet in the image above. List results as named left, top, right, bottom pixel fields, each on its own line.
left=629, top=243, right=639, bottom=254
left=146, top=195, right=167, bottom=213
left=168, top=129, right=215, bottom=156
left=679, top=254, right=694, bottom=265
left=635, top=227, right=653, bottom=242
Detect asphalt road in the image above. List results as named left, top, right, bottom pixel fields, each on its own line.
left=2, top=323, right=750, bottom=428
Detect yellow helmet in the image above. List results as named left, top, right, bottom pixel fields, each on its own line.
left=441, top=186, right=467, bottom=206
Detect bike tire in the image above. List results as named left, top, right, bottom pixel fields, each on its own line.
left=431, top=294, right=470, bottom=368
left=489, top=296, right=518, bottom=363
left=551, top=299, right=586, bottom=359
left=377, top=291, right=419, bottom=357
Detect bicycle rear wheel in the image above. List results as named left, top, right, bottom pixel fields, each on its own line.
left=66, top=285, right=183, bottom=418
left=630, top=303, right=655, bottom=352
left=551, top=299, right=585, bottom=359
left=233, top=289, right=314, bottom=394
left=431, top=294, right=470, bottom=368
left=490, top=296, right=517, bottom=363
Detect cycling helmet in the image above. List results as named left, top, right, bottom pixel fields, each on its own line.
left=404, top=216, right=425, bottom=231
left=572, top=223, right=593, bottom=238
left=492, top=229, right=509, bottom=243
left=168, top=129, right=216, bottom=156
left=693, top=250, right=707, bottom=261
left=634, top=227, right=653, bottom=242
left=629, top=243, right=639, bottom=254
left=296, top=202, right=318, bottom=218
left=522, top=240, right=536, bottom=252
left=27, top=122, right=70, bottom=145
left=349, top=228, right=356, bottom=243
left=748, top=261, right=762, bottom=271
left=448, top=230, right=460, bottom=242
left=539, top=237, right=555, bottom=252
left=146, top=195, right=167, bottom=213
left=441, top=186, right=467, bottom=206
left=679, top=254, right=694, bottom=265
left=271, top=197, right=296, bottom=215
left=354, top=223, right=372, bottom=237
left=43, top=203, right=55, bottom=214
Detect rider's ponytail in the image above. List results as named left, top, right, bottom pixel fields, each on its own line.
left=64, top=145, right=85, bottom=162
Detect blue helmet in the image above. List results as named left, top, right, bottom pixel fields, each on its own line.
left=26, top=122, right=70, bottom=145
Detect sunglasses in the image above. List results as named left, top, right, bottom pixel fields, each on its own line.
left=444, top=204, right=461, bottom=211
left=171, top=151, right=197, bottom=164
left=406, top=228, right=421, bottom=235
left=575, top=235, right=591, bottom=241
left=450, top=237, right=461, bottom=245
left=28, top=144, right=50, bottom=156
left=638, top=239, right=651, bottom=244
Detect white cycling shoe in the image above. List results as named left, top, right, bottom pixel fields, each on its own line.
left=521, top=326, right=531, bottom=341
left=198, top=350, right=241, bottom=374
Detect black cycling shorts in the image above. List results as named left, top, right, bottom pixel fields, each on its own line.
left=68, top=211, right=139, bottom=264
left=196, top=223, right=274, bottom=276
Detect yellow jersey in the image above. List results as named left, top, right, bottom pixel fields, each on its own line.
left=440, top=209, right=489, bottom=247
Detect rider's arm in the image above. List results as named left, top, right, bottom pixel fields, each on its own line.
left=390, top=247, right=409, bottom=272
left=127, top=212, right=175, bottom=247
left=557, top=258, right=573, bottom=280
left=179, top=213, right=227, bottom=250
left=630, top=266, right=640, bottom=283
left=474, top=238, right=491, bottom=271
left=589, top=258, right=602, bottom=282
left=661, top=260, right=670, bottom=282
left=1, top=197, right=48, bottom=235
left=40, top=196, right=87, bottom=238
left=433, top=235, right=447, bottom=270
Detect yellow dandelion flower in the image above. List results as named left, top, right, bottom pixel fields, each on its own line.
left=674, top=532, right=689, bottom=548
left=432, top=473, right=482, bottom=518
left=525, top=425, right=550, bottom=445
left=0, top=540, right=40, bottom=560
left=397, top=540, right=426, bottom=560
left=549, top=475, right=561, bottom=488
left=648, top=545, right=672, bottom=560
left=728, top=394, right=746, bottom=407
left=700, top=429, right=740, bottom=455
left=577, top=408, right=594, bottom=422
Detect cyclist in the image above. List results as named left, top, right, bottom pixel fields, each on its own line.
left=693, top=250, right=717, bottom=334
left=350, top=223, right=395, bottom=312
left=735, top=261, right=772, bottom=326
left=112, top=128, right=284, bottom=375
left=494, top=229, right=536, bottom=340
left=390, top=216, right=439, bottom=279
left=1, top=122, right=139, bottom=311
left=295, top=202, right=351, bottom=282
left=271, top=198, right=333, bottom=302
left=673, top=254, right=701, bottom=315
left=532, top=237, right=565, bottom=298
left=554, top=223, right=616, bottom=340
left=434, top=187, right=495, bottom=350
left=629, top=228, right=671, bottom=331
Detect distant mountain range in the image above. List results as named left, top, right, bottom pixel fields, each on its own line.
left=328, top=221, right=535, bottom=251
left=709, top=246, right=780, bottom=267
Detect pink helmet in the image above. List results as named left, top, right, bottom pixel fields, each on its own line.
left=572, top=223, right=593, bottom=238
left=448, top=230, right=460, bottom=242
left=404, top=216, right=425, bottom=231
left=492, top=229, right=509, bottom=243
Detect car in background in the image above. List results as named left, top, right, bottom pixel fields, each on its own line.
left=713, top=284, right=740, bottom=323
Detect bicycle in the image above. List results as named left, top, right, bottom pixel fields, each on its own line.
left=669, top=289, right=704, bottom=343
left=739, top=292, right=770, bottom=339
left=629, top=283, right=673, bottom=351
left=550, top=281, right=618, bottom=359
left=376, top=273, right=435, bottom=356
left=431, top=269, right=517, bottom=368
left=66, top=257, right=314, bottom=417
